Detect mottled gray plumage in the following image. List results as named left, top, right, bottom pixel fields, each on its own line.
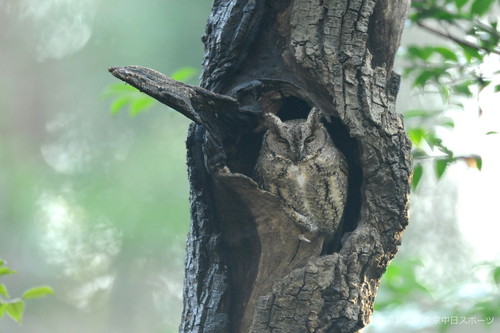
left=254, top=108, right=348, bottom=239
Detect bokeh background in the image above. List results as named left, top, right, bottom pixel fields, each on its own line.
left=1, top=1, right=499, bottom=333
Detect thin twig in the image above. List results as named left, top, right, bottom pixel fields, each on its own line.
left=417, top=22, right=500, bottom=56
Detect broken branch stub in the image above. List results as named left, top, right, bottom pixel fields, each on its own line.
left=109, top=65, right=250, bottom=146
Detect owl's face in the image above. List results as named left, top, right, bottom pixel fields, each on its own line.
left=262, top=108, right=330, bottom=162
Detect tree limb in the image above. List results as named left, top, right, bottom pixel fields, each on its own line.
left=417, top=22, right=500, bottom=56
left=108, top=66, right=249, bottom=144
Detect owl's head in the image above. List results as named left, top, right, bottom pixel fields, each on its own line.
left=261, top=108, right=331, bottom=162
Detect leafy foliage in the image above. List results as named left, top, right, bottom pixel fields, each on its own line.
left=376, top=2, right=500, bottom=330
left=103, top=67, right=197, bottom=116
left=404, top=0, right=499, bottom=189
left=438, top=263, right=500, bottom=332
left=0, top=260, right=54, bottom=324
left=375, top=258, right=432, bottom=311
left=375, top=259, right=500, bottom=332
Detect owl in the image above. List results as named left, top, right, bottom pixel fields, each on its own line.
left=254, top=108, right=348, bottom=241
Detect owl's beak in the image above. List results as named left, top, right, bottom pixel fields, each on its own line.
left=292, top=148, right=304, bottom=162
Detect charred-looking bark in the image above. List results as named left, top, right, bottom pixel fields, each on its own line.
left=109, top=0, right=412, bottom=332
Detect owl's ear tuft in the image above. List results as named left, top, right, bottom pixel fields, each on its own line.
left=306, top=107, right=323, bottom=127
left=263, top=113, right=283, bottom=131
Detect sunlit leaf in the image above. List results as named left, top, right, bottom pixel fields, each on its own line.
left=414, top=70, right=434, bottom=87
left=465, top=156, right=482, bottom=170
left=472, top=300, right=500, bottom=320
left=110, top=96, right=131, bottom=115
left=403, top=67, right=415, bottom=77
left=440, top=118, right=455, bottom=129
left=6, top=301, right=25, bottom=323
left=454, top=81, right=474, bottom=96
left=0, top=284, right=9, bottom=298
left=486, top=131, right=498, bottom=135
left=412, top=164, right=424, bottom=191
left=412, top=8, right=458, bottom=22
left=478, top=77, right=492, bottom=91
left=475, top=156, right=482, bottom=170
left=130, top=97, right=156, bottom=116
left=412, top=149, right=428, bottom=159
left=171, top=67, right=197, bottom=82
left=493, top=266, right=500, bottom=285
left=460, top=44, right=483, bottom=62
left=426, top=132, right=446, bottom=151
left=408, top=128, right=427, bottom=145
left=0, top=303, right=7, bottom=318
left=435, top=159, right=449, bottom=179
left=407, top=46, right=433, bottom=60
left=439, top=84, right=451, bottom=102
left=455, top=0, right=470, bottom=10
left=470, top=0, right=495, bottom=16
left=376, top=258, right=431, bottom=310
left=403, top=109, right=440, bottom=118
left=434, top=47, right=458, bottom=61
left=0, top=267, right=16, bottom=276
left=413, top=67, right=450, bottom=87
left=22, top=286, right=54, bottom=300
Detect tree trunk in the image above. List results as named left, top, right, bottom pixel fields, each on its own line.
left=109, top=0, right=412, bottom=332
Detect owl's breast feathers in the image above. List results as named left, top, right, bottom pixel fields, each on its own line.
left=256, top=149, right=348, bottom=237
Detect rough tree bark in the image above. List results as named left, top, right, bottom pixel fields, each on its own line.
left=109, top=0, right=412, bottom=332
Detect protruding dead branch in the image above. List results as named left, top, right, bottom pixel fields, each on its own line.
left=109, top=65, right=243, bottom=143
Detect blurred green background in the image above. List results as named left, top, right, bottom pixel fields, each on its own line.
left=1, top=1, right=210, bottom=332
left=1, top=1, right=499, bottom=333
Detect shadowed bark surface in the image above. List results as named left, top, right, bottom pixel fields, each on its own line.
left=110, top=0, right=412, bottom=332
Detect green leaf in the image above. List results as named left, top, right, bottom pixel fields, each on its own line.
left=460, top=44, right=483, bottom=62
left=434, top=47, right=459, bottom=61
left=454, top=81, right=474, bottom=97
left=435, top=159, right=449, bottom=179
left=426, top=132, right=449, bottom=153
left=407, top=46, right=433, bottom=60
left=0, top=303, right=7, bottom=318
left=493, top=266, right=500, bottom=285
left=413, top=67, right=449, bottom=88
left=486, top=131, right=498, bottom=135
left=439, top=118, right=455, bottom=129
left=420, top=8, right=459, bottom=22
left=0, top=260, right=4, bottom=267
left=470, top=0, right=495, bottom=16
left=412, top=164, right=424, bottom=191
left=455, top=0, right=470, bottom=10
left=494, top=84, right=500, bottom=92
left=0, top=284, right=9, bottom=298
left=130, top=97, right=156, bottom=116
left=171, top=67, right=197, bottom=82
left=408, top=128, right=427, bottom=146
left=403, top=109, right=440, bottom=118
left=0, top=267, right=16, bottom=276
left=412, top=149, right=428, bottom=159
left=475, top=156, right=482, bottom=170
left=110, top=96, right=131, bottom=115
left=22, top=286, right=54, bottom=300
left=477, top=77, right=491, bottom=91
left=439, top=84, right=451, bottom=102
left=6, top=301, right=25, bottom=323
